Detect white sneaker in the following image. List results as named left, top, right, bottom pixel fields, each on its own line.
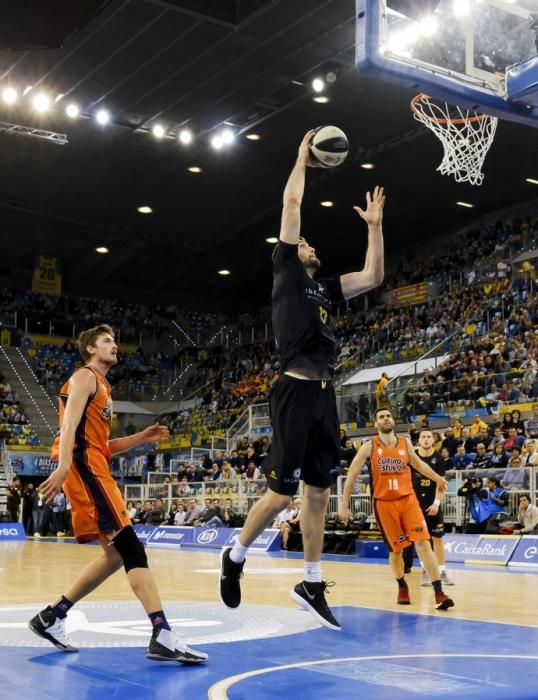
left=421, top=569, right=431, bottom=586
left=146, top=627, right=208, bottom=664
left=28, top=607, right=78, bottom=652
left=441, top=570, right=455, bottom=586
left=34, top=533, right=41, bottom=538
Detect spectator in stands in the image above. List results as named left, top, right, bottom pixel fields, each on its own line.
left=501, top=457, right=528, bottom=490
left=274, top=500, right=300, bottom=550
left=501, top=412, right=514, bottom=436
left=357, top=394, right=370, bottom=427
left=219, top=461, right=237, bottom=481
left=243, top=460, right=260, bottom=480
left=525, top=405, right=538, bottom=438
left=514, top=494, right=538, bottom=533
left=375, top=372, right=390, bottom=411
left=340, top=439, right=357, bottom=468
left=147, top=498, right=167, bottom=526
left=32, top=488, right=50, bottom=537
left=440, top=447, right=453, bottom=471
left=195, top=499, right=222, bottom=527
left=186, top=463, right=206, bottom=482
left=176, top=477, right=191, bottom=498
left=22, top=482, right=35, bottom=534
left=173, top=502, right=187, bottom=525
left=488, top=444, right=509, bottom=470
left=281, top=502, right=301, bottom=551
left=511, top=409, right=525, bottom=435
left=131, top=501, right=144, bottom=524
left=452, top=418, right=464, bottom=439
left=469, top=413, right=487, bottom=436
left=126, top=501, right=138, bottom=522
left=138, top=500, right=153, bottom=524
left=459, top=427, right=474, bottom=453
left=184, top=498, right=203, bottom=525
left=468, top=477, right=509, bottom=533
left=488, top=411, right=502, bottom=437
left=504, top=427, right=525, bottom=454
left=470, top=443, right=490, bottom=470
left=6, top=477, right=22, bottom=522
left=221, top=498, right=238, bottom=527
left=488, top=426, right=505, bottom=451
left=441, top=427, right=458, bottom=457
left=453, top=444, right=473, bottom=470
left=51, top=491, right=66, bottom=536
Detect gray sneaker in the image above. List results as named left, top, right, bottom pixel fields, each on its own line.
left=421, top=569, right=431, bottom=586
left=441, top=570, right=455, bottom=586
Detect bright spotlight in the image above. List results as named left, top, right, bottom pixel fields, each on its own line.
left=453, top=0, right=470, bottom=16
left=2, top=87, right=17, bottom=104
left=95, top=109, right=110, bottom=125
left=211, top=135, right=224, bottom=150
left=312, top=78, right=325, bottom=93
left=152, top=124, right=165, bottom=138
left=33, top=94, right=50, bottom=112
left=179, top=129, right=193, bottom=144
left=419, top=15, right=438, bottom=37
left=313, top=96, right=330, bottom=104
left=221, top=128, right=235, bottom=145
left=66, top=103, right=80, bottom=118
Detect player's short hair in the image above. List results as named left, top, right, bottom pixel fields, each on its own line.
left=418, top=428, right=433, bottom=436
left=374, top=407, right=393, bottom=418
left=78, top=324, right=114, bottom=362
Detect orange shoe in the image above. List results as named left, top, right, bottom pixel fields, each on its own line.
left=435, top=592, right=454, bottom=610
left=397, top=585, right=411, bottom=605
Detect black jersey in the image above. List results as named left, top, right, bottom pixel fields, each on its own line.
left=272, top=242, right=344, bottom=378
left=412, top=451, right=446, bottom=507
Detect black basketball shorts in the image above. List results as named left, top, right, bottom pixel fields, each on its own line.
left=263, top=374, right=340, bottom=496
left=423, top=505, right=445, bottom=538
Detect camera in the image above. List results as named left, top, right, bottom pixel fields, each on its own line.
left=457, top=477, right=485, bottom=499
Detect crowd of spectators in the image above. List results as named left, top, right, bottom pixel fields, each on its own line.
left=0, top=374, right=40, bottom=445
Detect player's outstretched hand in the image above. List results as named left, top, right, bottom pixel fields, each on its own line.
left=141, top=423, right=170, bottom=443
left=426, top=503, right=439, bottom=516
left=40, top=467, right=69, bottom=505
left=437, top=477, right=449, bottom=493
left=298, top=129, right=324, bottom=168
left=354, top=185, right=385, bottom=227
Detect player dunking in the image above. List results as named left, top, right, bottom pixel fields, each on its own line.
left=340, top=408, right=454, bottom=610
left=219, top=130, right=385, bottom=629
left=402, top=428, right=455, bottom=586
left=28, top=325, right=207, bottom=664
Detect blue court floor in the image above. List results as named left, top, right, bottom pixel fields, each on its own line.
left=2, top=604, right=538, bottom=699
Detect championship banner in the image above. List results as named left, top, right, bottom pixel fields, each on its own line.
left=442, top=534, right=520, bottom=565
left=9, top=453, right=58, bottom=476
left=508, top=535, right=538, bottom=568
left=32, top=255, right=62, bottom=296
left=386, top=281, right=428, bottom=307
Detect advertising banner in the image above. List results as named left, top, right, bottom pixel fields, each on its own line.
left=386, top=281, right=428, bottom=307
left=137, top=526, right=281, bottom=552
left=9, top=453, right=58, bottom=476
left=508, top=535, right=538, bottom=568
left=443, top=534, right=520, bottom=565
left=0, top=523, right=26, bottom=541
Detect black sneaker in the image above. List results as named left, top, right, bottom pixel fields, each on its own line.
left=219, top=547, right=245, bottom=608
left=290, top=581, right=341, bottom=631
left=28, top=606, right=78, bottom=652
left=146, top=627, right=208, bottom=664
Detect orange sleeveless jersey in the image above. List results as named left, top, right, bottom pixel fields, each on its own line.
left=369, top=435, right=414, bottom=501
left=51, top=366, right=113, bottom=462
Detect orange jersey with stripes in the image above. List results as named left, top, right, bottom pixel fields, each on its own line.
left=51, top=366, right=113, bottom=462
left=369, top=435, right=414, bottom=501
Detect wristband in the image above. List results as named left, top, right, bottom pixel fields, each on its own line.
left=433, top=499, right=441, bottom=508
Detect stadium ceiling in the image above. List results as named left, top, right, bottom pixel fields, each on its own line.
left=0, top=0, right=536, bottom=311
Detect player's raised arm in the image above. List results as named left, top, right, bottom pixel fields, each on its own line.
left=279, top=130, right=318, bottom=245
left=340, top=186, right=385, bottom=299
left=339, top=441, right=371, bottom=524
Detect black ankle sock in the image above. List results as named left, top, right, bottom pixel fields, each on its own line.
left=149, top=610, right=171, bottom=631
left=51, top=595, right=74, bottom=619
left=396, top=577, right=407, bottom=589
left=432, top=580, right=442, bottom=594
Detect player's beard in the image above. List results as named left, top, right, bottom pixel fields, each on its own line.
left=378, top=423, right=394, bottom=434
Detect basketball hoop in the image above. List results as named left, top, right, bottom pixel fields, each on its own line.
left=410, top=94, right=498, bottom=186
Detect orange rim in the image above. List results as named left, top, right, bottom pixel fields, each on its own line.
left=410, top=93, right=488, bottom=124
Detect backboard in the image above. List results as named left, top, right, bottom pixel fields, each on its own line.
left=356, top=0, right=538, bottom=127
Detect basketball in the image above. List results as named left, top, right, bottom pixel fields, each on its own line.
left=309, top=125, right=349, bottom=167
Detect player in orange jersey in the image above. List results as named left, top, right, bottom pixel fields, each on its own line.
left=28, top=324, right=208, bottom=664
left=339, top=408, right=454, bottom=610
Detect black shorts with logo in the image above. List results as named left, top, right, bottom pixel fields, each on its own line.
left=263, top=374, right=340, bottom=496
left=419, top=503, right=445, bottom=538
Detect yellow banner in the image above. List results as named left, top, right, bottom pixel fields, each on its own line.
left=32, top=255, right=62, bottom=296
left=387, top=282, right=428, bottom=308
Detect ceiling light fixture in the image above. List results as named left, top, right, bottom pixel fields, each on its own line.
left=95, top=247, right=109, bottom=254
left=265, top=237, right=279, bottom=244
left=211, top=135, right=224, bottom=150
left=525, top=177, right=538, bottom=185
left=221, top=128, right=235, bottom=145
left=218, top=269, right=231, bottom=275
left=360, top=163, right=375, bottom=170
left=137, top=206, right=153, bottom=214
left=456, top=201, right=474, bottom=208
left=95, top=109, right=110, bottom=125
left=66, top=103, right=80, bottom=118
left=312, top=77, right=325, bottom=93
left=179, top=129, right=193, bottom=144
left=246, top=133, right=260, bottom=140
left=320, top=200, right=334, bottom=207
left=152, top=124, right=165, bottom=139
left=33, top=94, right=50, bottom=112
left=2, top=87, right=17, bottom=104
left=188, top=166, right=202, bottom=173
left=313, top=96, right=330, bottom=104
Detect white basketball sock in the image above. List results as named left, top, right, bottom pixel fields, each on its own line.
left=304, top=561, right=322, bottom=583
left=230, top=542, right=248, bottom=563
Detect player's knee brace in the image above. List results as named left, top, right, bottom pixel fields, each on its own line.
left=111, top=525, right=148, bottom=573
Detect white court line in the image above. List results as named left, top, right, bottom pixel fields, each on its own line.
left=208, top=654, right=538, bottom=700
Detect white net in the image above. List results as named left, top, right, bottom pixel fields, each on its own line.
left=411, top=94, right=498, bottom=186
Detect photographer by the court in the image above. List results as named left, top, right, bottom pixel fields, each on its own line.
left=458, top=476, right=508, bottom=533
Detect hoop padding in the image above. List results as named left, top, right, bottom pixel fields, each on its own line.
left=411, top=94, right=498, bottom=186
